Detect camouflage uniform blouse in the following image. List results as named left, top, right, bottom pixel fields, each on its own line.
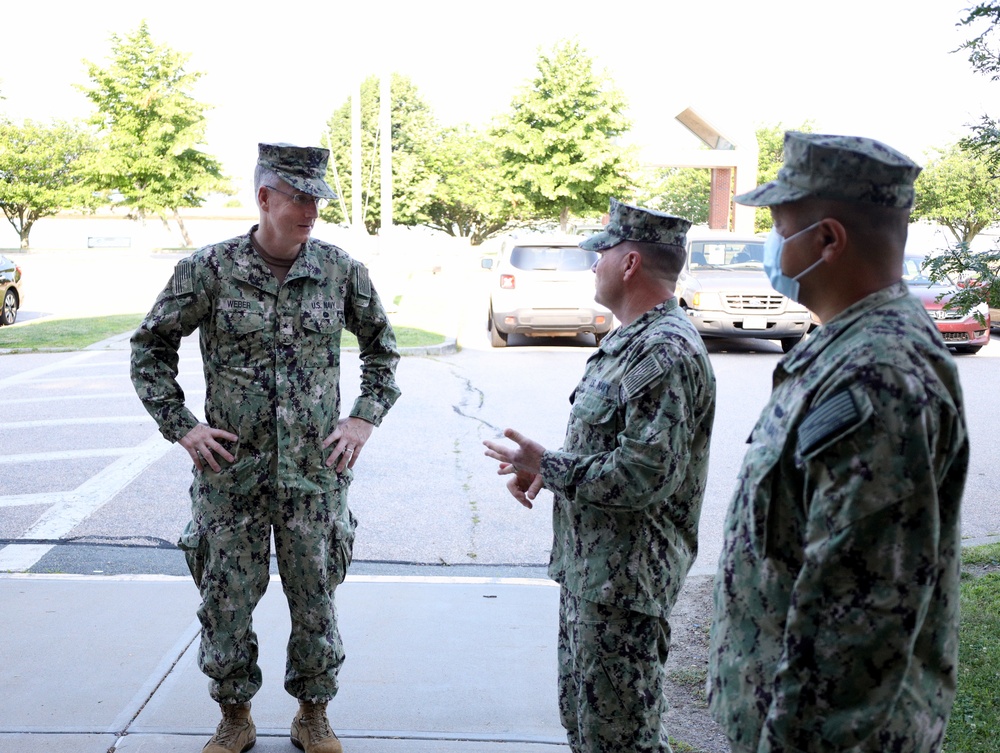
left=709, top=281, right=968, bottom=753
left=131, top=228, right=401, bottom=495
left=541, top=298, right=716, bottom=619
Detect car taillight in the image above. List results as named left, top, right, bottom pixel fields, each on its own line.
left=500, top=274, right=515, bottom=289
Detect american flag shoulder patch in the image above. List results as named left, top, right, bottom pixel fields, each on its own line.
left=172, top=261, right=194, bottom=296
left=355, top=264, right=371, bottom=298
left=621, top=354, right=664, bottom=400
left=797, top=389, right=862, bottom=456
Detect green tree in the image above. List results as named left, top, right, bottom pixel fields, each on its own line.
left=912, top=142, right=1000, bottom=244
left=0, top=119, right=100, bottom=248
left=633, top=167, right=710, bottom=225
left=493, top=39, right=635, bottom=232
left=322, top=73, right=438, bottom=233
left=957, top=2, right=1000, bottom=164
left=752, top=121, right=816, bottom=233
left=923, top=243, right=1000, bottom=326
left=421, top=125, right=525, bottom=244
left=79, top=21, right=230, bottom=247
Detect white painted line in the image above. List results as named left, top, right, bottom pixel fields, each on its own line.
left=0, top=544, right=62, bottom=572
left=4, top=389, right=204, bottom=405
left=0, top=492, right=63, bottom=509
left=0, top=433, right=175, bottom=572
left=4, top=391, right=147, bottom=405
left=0, top=351, right=99, bottom=388
left=2, top=416, right=153, bottom=430
left=0, top=448, right=135, bottom=464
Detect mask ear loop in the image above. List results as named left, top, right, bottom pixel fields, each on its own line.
left=792, top=255, right=825, bottom=283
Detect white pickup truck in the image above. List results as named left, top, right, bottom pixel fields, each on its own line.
left=676, top=231, right=814, bottom=353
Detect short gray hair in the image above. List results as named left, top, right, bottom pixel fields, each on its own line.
left=254, top=164, right=280, bottom=192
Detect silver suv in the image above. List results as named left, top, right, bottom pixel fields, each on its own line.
left=676, top=231, right=813, bottom=352
left=483, top=235, right=612, bottom=348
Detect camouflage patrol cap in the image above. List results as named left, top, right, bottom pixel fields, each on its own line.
left=735, top=132, right=921, bottom=209
left=257, top=143, right=337, bottom=200
left=580, top=198, right=691, bottom=251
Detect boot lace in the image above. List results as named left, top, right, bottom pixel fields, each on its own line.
left=211, top=711, right=249, bottom=747
left=300, top=708, right=334, bottom=741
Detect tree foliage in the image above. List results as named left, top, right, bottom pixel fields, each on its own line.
left=923, top=243, right=1000, bottom=325
left=957, top=2, right=1000, bottom=164
left=753, top=121, right=816, bottom=233
left=633, top=168, right=710, bottom=225
left=493, top=39, right=635, bottom=232
left=0, top=119, right=99, bottom=248
left=912, top=143, right=1000, bottom=244
left=322, top=73, right=438, bottom=234
left=421, top=125, right=525, bottom=245
left=79, top=21, right=230, bottom=246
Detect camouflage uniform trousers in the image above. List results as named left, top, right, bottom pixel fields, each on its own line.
left=558, top=588, right=673, bottom=753
left=178, top=476, right=356, bottom=704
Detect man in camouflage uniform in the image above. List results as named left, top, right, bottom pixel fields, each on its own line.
left=131, top=143, right=400, bottom=753
left=708, top=133, right=969, bottom=753
left=484, top=199, right=717, bottom=753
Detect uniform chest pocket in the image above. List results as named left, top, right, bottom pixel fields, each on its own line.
left=570, top=391, right=617, bottom=427
left=740, top=429, right=788, bottom=558
left=300, top=308, right=344, bottom=367
left=213, top=310, right=269, bottom=366
left=217, top=310, right=266, bottom=334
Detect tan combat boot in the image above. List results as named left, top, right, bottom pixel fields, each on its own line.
left=203, top=701, right=256, bottom=753
left=290, top=700, right=343, bottom=753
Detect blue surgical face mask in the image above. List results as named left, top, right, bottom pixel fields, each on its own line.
left=762, top=221, right=825, bottom=302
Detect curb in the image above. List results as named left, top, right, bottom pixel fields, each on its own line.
left=2, top=334, right=458, bottom=356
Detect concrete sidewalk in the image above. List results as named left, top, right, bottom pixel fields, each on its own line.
left=0, top=574, right=567, bottom=752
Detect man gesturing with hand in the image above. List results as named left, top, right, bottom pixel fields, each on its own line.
left=484, top=200, right=716, bottom=753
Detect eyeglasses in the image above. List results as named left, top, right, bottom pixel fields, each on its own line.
left=263, top=185, right=329, bottom=209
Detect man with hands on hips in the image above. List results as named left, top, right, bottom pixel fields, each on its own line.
left=484, top=199, right=716, bottom=753
left=131, top=143, right=400, bottom=753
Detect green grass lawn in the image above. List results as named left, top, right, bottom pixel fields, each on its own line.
left=945, top=542, right=1000, bottom=752
left=0, top=314, right=444, bottom=351
left=0, top=314, right=146, bottom=350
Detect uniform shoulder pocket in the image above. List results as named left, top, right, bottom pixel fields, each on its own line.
left=353, top=263, right=372, bottom=307
left=797, top=387, right=873, bottom=459
left=621, top=353, right=664, bottom=400
left=173, top=259, right=195, bottom=296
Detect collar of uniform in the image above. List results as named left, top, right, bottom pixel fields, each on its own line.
left=234, top=226, right=326, bottom=286
left=600, top=298, right=680, bottom=356
left=780, top=280, right=911, bottom=374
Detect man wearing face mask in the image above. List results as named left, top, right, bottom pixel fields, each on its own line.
left=708, top=132, right=969, bottom=753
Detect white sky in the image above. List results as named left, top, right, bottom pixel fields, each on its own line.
left=1, top=0, right=995, bottom=206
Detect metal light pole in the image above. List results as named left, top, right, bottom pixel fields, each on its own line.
left=351, top=78, right=364, bottom=233
left=379, top=72, right=392, bottom=234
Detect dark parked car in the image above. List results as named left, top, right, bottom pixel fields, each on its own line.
left=0, top=254, right=24, bottom=326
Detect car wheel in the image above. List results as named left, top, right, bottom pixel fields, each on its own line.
left=595, top=332, right=606, bottom=346
left=780, top=335, right=804, bottom=353
left=954, top=345, right=982, bottom=355
left=489, top=318, right=508, bottom=348
left=1, top=290, right=17, bottom=326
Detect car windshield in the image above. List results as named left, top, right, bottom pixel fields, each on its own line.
left=902, top=256, right=936, bottom=285
left=688, top=240, right=764, bottom=270
left=509, top=245, right=598, bottom=272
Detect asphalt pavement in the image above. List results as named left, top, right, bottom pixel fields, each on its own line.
left=2, top=247, right=997, bottom=753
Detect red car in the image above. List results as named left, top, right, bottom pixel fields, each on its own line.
left=904, top=255, right=990, bottom=354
